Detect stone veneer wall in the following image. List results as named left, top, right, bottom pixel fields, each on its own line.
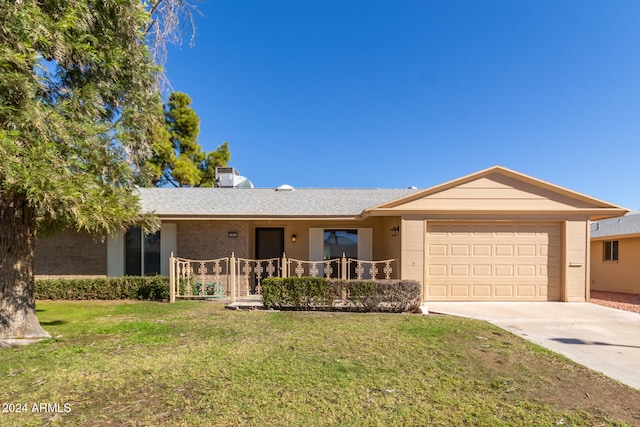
left=35, top=230, right=107, bottom=278
left=176, top=220, right=249, bottom=260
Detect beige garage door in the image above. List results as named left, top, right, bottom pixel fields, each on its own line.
left=426, top=222, right=561, bottom=301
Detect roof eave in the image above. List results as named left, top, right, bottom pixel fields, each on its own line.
left=364, top=208, right=629, bottom=219
left=591, top=232, right=640, bottom=241
left=151, top=214, right=364, bottom=221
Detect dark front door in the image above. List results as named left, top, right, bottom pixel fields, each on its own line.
left=254, top=228, right=285, bottom=293
left=255, top=228, right=285, bottom=260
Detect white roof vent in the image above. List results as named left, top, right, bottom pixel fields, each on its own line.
left=276, top=184, right=294, bottom=191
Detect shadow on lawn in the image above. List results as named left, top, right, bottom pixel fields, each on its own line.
left=40, top=320, right=67, bottom=326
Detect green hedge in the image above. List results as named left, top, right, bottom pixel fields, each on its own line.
left=261, top=277, right=421, bottom=313
left=35, top=276, right=169, bottom=301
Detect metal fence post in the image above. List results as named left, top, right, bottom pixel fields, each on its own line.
left=229, top=252, right=236, bottom=303
left=169, top=252, right=175, bottom=303
left=282, top=252, right=287, bottom=278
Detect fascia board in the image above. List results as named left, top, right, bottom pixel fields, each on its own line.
left=591, top=233, right=640, bottom=241
left=364, top=208, right=628, bottom=219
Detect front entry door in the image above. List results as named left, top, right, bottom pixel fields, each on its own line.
left=256, top=228, right=285, bottom=259
left=254, top=228, right=285, bottom=293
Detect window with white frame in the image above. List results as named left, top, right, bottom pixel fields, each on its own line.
left=603, top=240, right=619, bottom=261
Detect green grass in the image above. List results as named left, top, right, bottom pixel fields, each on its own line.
left=0, top=301, right=637, bottom=426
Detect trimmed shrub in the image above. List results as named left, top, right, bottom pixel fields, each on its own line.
left=262, top=277, right=421, bottom=313
left=330, top=279, right=422, bottom=313
left=35, top=276, right=169, bottom=301
left=261, top=277, right=332, bottom=310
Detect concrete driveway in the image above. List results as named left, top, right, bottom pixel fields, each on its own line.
left=425, top=302, right=640, bottom=390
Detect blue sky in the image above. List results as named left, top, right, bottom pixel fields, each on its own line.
left=164, top=0, right=640, bottom=209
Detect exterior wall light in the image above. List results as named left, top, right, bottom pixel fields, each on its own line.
left=291, top=234, right=297, bottom=243
left=390, top=226, right=399, bottom=237
left=228, top=231, right=238, bottom=238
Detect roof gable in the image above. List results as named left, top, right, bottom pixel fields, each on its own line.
left=365, top=166, right=627, bottom=219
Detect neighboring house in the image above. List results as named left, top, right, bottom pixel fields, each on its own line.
left=35, top=166, right=628, bottom=302
left=590, top=211, right=640, bottom=294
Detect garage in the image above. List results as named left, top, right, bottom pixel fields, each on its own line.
left=426, top=222, right=561, bottom=301
left=362, top=166, right=628, bottom=302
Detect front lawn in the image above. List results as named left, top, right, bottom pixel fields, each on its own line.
left=1, top=301, right=638, bottom=426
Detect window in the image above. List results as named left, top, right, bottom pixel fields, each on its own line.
left=323, top=230, right=358, bottom=279
left=603, top=240, right=618, bottom=261
left=323, top=230, right=358, bottom=260
left=125, top=227, right=161, bottom=275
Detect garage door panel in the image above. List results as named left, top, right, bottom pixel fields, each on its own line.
left=472, top=265, right=492, bottom=276
left=495, top=285, right=514, bottom=297
left=427, top=222, right=561, bottom=301
left=516, top=285, right=536, bottom=297
left=495, top=245, right=514, bottom=256
left=473, top=244, right=492, bottom=256
left=450, top=265, right=470, bottom=276
left=450, top=245, right=470, bottom=256
left=429, top=244, right=447, bottom=256
left=450, top=285, right=470, bottom=297
left=517, top=265, right=536, bottom=276
left=518, top=245, right=537, bottom=256
left=495, top=265, right=514, bottom=276
left=472, top=285, right=491, bottom=297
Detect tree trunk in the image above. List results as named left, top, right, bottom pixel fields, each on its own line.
left=0, top=194, right=50, bottom=339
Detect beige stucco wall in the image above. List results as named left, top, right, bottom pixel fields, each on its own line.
left=563, top=219, right=590, bottom=302
left=400, top=218, right=426, bottom=293
left=35, top=230, right=107, bottom=278
left=591, top=237, right=640, bottom=294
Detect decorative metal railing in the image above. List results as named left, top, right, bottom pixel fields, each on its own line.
left=346, top=258, right=397, bottom=280
left=235, top=257, right=280, bottom=296
left=169, top=253, right=398, bottom=303
left=285, top=257, right=341, bottom=279
left=173, top=256, right=231, bottom=299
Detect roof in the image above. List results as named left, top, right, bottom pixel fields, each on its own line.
left=591, top=211, right=640, bottom=239
left=137, top=187, right=419, bottom=219
left=363, top=165, right=628, bottom=220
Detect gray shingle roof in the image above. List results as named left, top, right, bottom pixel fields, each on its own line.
left=591, top=211, right=640, bottom=238
left=137, top=187, right=419, bottom=218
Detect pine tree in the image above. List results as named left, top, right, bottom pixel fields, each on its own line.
left=0, top=0, right=195, bottom=340
left=143, top=92, right=231, bottom=187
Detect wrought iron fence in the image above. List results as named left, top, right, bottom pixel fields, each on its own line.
left=169, top=253, right=398, bottom=303
left=172, top=256, right=231, bottom=299
left=235, top=257, right=281, bottom=296
left=346, top=258, right=397, bottom=280
left=285, top=257, right=342, bottom=279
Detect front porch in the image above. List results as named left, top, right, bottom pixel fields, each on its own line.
left=169, top=253, right=399, bottom=303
